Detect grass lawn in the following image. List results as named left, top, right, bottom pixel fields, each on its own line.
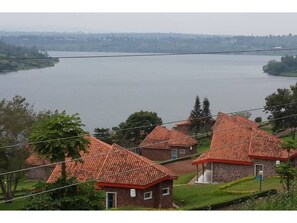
left=226, top=177, right=283, bottom=192
left=0, top=178, right=39, bottom=210
left=173, top=176, right=283, bottom=210
left=197, top=137, right=211, bottom=154
left=174, top=172, right=196, bottom=185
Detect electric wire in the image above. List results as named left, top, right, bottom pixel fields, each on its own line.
left=0, top=112, right=296, bottom=177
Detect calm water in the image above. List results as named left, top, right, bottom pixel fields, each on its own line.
left=1, top=51, right=297, bottom=132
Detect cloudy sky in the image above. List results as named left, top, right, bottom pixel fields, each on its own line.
left=0, top=13, right=297, bottom=36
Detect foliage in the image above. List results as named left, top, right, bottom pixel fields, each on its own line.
left=113, top=110, right=162, bottom=146
left=241, top=190, right=297, bottom=210
left=0, top=96, right=35, bottom=201
left=94, top=127, right=113, bottom=144
left=233, top=111, right=252, bottom=119
left=276, top=161, right=297, bottom=192
left=0, top=40, right=58, bottom=74
left=189, top=96, right=213, bottom=136
left=25, top=177, right=104, bottom=210
left=264, top=83, right=297, bottom=139
left=254, top=117, right=262, bottom=123
left=29, top=111, right=90, bottom=179
left=263, top=55, right=297, bottom=76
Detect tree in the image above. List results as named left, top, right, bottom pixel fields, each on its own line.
left=254, top=117, right=262, bottom=123
left=113, top=111, right=162, bottom=146
left=265, top=83, right=297, bottom=139
left=29, top=111, right=90, bottom=180
left=189, top=96, right=203, bottom=134
left=234, top=111, right=252, bottom=119
left=25, top=177, right=104, bottom=210
left=276, top=162, right=297, bottom=192
left=0, top=96, right=35, bottom=201
left=94, top=127, right=113, bottom=144
left=201, top=97, right=213, bottom=134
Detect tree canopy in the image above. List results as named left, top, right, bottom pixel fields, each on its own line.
left=113, top=111, right=162, bottom=146
left=263, top=55, right=297, bottom=76
left=29, top=111, right=90, bottom=180
left=0, top=96, right=36, bottom=201
left=264, top=83, right=297, bottom=139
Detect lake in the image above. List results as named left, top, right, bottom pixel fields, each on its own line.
left=1, top=51, right=296, bottom=132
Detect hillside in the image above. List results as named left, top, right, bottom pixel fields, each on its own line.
left=0, top=40, right=59, bottom=74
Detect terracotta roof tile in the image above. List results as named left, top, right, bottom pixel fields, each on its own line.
left=193, top=112, right=289, bottom=166
left=47, top=136, right=177, bottom=188
left=140, top=125, right=198, bottom=149
left=26, top=153, right=50, bottom=166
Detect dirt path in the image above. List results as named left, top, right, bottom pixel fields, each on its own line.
left=162, top=159, right=201, bottom=176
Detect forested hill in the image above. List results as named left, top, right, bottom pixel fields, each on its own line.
left=0, top=40, right=59, bottom=74
left=263, top=55, right=297, bottom=77
left=1, top=32, right=297, bottom=55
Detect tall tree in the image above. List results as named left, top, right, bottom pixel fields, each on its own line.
left=265, top=83, right=297, bottom=139
left=201, top=97, right=213, bottom=133
left=113, top=111, right=162, bottom=147
left=30, top=111, right=90, bottom=180
left=0, top=96, right=35, bottom=201
left=189, top=96, right=203, bottom=135
left=94, top=127, right=113, bottom=144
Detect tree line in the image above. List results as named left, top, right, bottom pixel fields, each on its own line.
left=263, top=55, right=297, bottom=76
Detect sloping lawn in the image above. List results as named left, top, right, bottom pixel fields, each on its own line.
left=173, top=177, right=283, bottom=210
left=197, top=137, right=211, bottom=154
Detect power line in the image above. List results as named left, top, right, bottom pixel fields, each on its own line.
left=0, top=112, right=296, bottom=177
left=1, top=47, right=297, bottom=60
left=1, top=100, right=296, bottom=151
left=0, top=139, right=251, bottom=204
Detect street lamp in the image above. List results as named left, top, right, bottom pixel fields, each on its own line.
left=258, top=170, right=263, bottom=192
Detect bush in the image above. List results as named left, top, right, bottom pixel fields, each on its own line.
left=218, top=176, right=255, bottom=191
left=24, top=177, right=104, bottom=210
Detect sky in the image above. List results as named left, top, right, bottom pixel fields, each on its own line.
left=1, top=0, right=297, bottom=36
left=1, top=13, right=297, bottom=36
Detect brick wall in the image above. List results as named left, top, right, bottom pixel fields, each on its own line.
left=102, top=180, right=173, bottom=209
left=141, top=146, right=196, bottom=161
left=211, top=159, right=279, bottom=182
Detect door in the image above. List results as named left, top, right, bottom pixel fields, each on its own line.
left=106, top=192, right=117, bottom=209
left=172, top=149, right=178, bottom=160
left=254, top=164, right=264, bottom=179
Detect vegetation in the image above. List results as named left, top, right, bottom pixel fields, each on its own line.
left=0, top=40, right=58, bottom=74
left=174, top=172, right=196, bottom=185
left=24, top=177, right=104, bottom=210
left=0, top=96, right=36, bottom=201
left=234, top=111, right=252, bottom=119
left=264, top=83, right=297, bottom=139
left=29, top=111, right=90, bottom=180
left=189, top=96, right=213, bottom=136
left=2, top=32, right=297, bottom=55
left=263, top=55, right=297, bottom=76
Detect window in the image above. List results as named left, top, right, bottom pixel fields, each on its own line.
left=144, top=191, right=152, bottom=200
left=180, top=149, right=185, bottom=154
left=162, top=187, right=170, bottom=196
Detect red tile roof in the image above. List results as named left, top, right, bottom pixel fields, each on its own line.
left=26, top=153, right=50, bottom=166
left=139, top=125, right=198, bottom=149
left=192, top=112, right=292, bottom=166
left=47, top=136, right=177, bottom=189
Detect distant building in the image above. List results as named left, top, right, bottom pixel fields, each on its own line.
left=47, top=136, right=177, bottom=209
left=139, top=126, right=198, bottom=161
left=26, top=153, right=54, bottom=181
left=192, top=112, right=297, bottom=183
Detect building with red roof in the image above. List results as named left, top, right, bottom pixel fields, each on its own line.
left=192, top=112, right=297, bottom=183
left=26, top=152, right=54, bottom=181
left=47, top=136, right=177, bottom=209
left=139, top=126, right=198, bottom=161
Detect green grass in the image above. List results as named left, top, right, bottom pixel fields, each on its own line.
left=174, top=172, right=196, bottom=185
left=197, top=137, right=211, bottom=153
left=226, top=177, right=282, bottom=192
left=0, top=178, right=39, bottom=210
left=173, top=176, right=283, bottom=210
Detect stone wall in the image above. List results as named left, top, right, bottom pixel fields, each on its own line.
left=26, top=166, right=55, bottom=181
left=101, top=180, right=173, bottom=209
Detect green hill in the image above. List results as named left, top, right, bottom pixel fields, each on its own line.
left=0, top=40, right=59, bottom=74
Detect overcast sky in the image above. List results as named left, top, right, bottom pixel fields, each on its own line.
left=0, top=13, right=297, bottom=36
